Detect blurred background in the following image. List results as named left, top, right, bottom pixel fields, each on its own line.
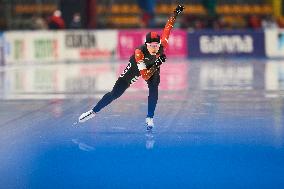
left=0, top=0, right=283, bottom=30
left=1, top=1, right=284, bottom=189
left=0, top=0, right=283, bottom=65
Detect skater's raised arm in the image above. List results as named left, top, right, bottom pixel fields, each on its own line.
left=161, top=5, right=185, bottom=49
left=136, top=5, right=184, bottom=81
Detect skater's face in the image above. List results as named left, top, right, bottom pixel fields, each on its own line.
left=146, top=42, right=160, bottom=55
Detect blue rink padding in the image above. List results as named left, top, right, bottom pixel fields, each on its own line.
left=187, top=30, right=265, bottom=58
left=0, top=59, right=284, bottom=189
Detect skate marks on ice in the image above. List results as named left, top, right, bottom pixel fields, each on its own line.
left=71, top=139, right=95, bottom=152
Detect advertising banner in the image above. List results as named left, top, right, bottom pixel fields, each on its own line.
left=4, top=31, right=63, bottom=64
left=118, top=29, right=187, bottom=59
left=0, top=32, right=3, bottom=66
left=4, top=30, right=118, bottom=64
left=265, top=29, right=284, bottom=58
left=188, top=30, right=265, bottom=57
left=63, top=30, right=117, bottom=61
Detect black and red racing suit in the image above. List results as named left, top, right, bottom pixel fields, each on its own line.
left=92, top=15, right=177, bottom=118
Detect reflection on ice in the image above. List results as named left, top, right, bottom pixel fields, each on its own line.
left=145, top=131, right=155, bottom=150
left=1, top=63, right=117, bottom=99
left=1, top=59, right=284, bottom=101
left=0, top=61, right=189, bottom=99
left=200, top=63, right=253, bottom=90
left=265, top=61, right=284, bottom=90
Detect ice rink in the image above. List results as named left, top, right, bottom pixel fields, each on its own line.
left=0, top=58, right=284, bottom=189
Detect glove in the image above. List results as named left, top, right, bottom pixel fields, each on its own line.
left=174, top=5, right=184, bottom=15
left=154, top=54, right=166, bottom=67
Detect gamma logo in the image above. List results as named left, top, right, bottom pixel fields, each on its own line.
left=200, top=35, right=253, bottom=54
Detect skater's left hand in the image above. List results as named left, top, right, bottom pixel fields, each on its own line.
left=174, top=5, right=184, bottom=16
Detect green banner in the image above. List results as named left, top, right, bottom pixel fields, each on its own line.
left=34, top=39, right=57, bottom=59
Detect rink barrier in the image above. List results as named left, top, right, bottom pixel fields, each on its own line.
left=2, top=29, right=284, bottom=64
left=4, top=30, right=117, bottom=64
left=187, top=30, right=265, bottom=57
left=265, top=29, right=284, bottom=58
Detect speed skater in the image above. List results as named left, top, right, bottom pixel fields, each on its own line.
left=78, top=5, right=185, bottom=130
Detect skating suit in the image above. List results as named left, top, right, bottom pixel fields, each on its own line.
left=92, top=16, right=176, bottom=118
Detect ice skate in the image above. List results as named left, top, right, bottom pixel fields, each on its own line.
left=78, top=110, right=96, bottom=123
left=145, top=117, right=154, bottom=131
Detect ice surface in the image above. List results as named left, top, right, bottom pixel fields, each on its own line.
left=0, top=59, right=284, bottom=189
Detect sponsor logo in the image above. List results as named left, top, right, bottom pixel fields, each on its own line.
left=14, top=39, right=25, bottom=59
left=34, top=39, right=58, bottom=59
left=65, top=33, right=96, bottom=48
left=200, top=35, right=253, bottom=54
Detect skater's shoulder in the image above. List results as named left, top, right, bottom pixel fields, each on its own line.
left=133, top=44, right=147, bottom=55
left=135, top=44, right=147, bottom=52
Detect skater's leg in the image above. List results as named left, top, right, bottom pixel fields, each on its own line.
left=92, top=78, right=129, bottom=113
left=78, top=62, right=139, bottom=123
left=147, top=71, right=160, bottom=118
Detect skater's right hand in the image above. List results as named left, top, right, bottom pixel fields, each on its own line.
left=155, top=54, right=166, bottom=67
left=141, top=54, right=166, bottom=80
